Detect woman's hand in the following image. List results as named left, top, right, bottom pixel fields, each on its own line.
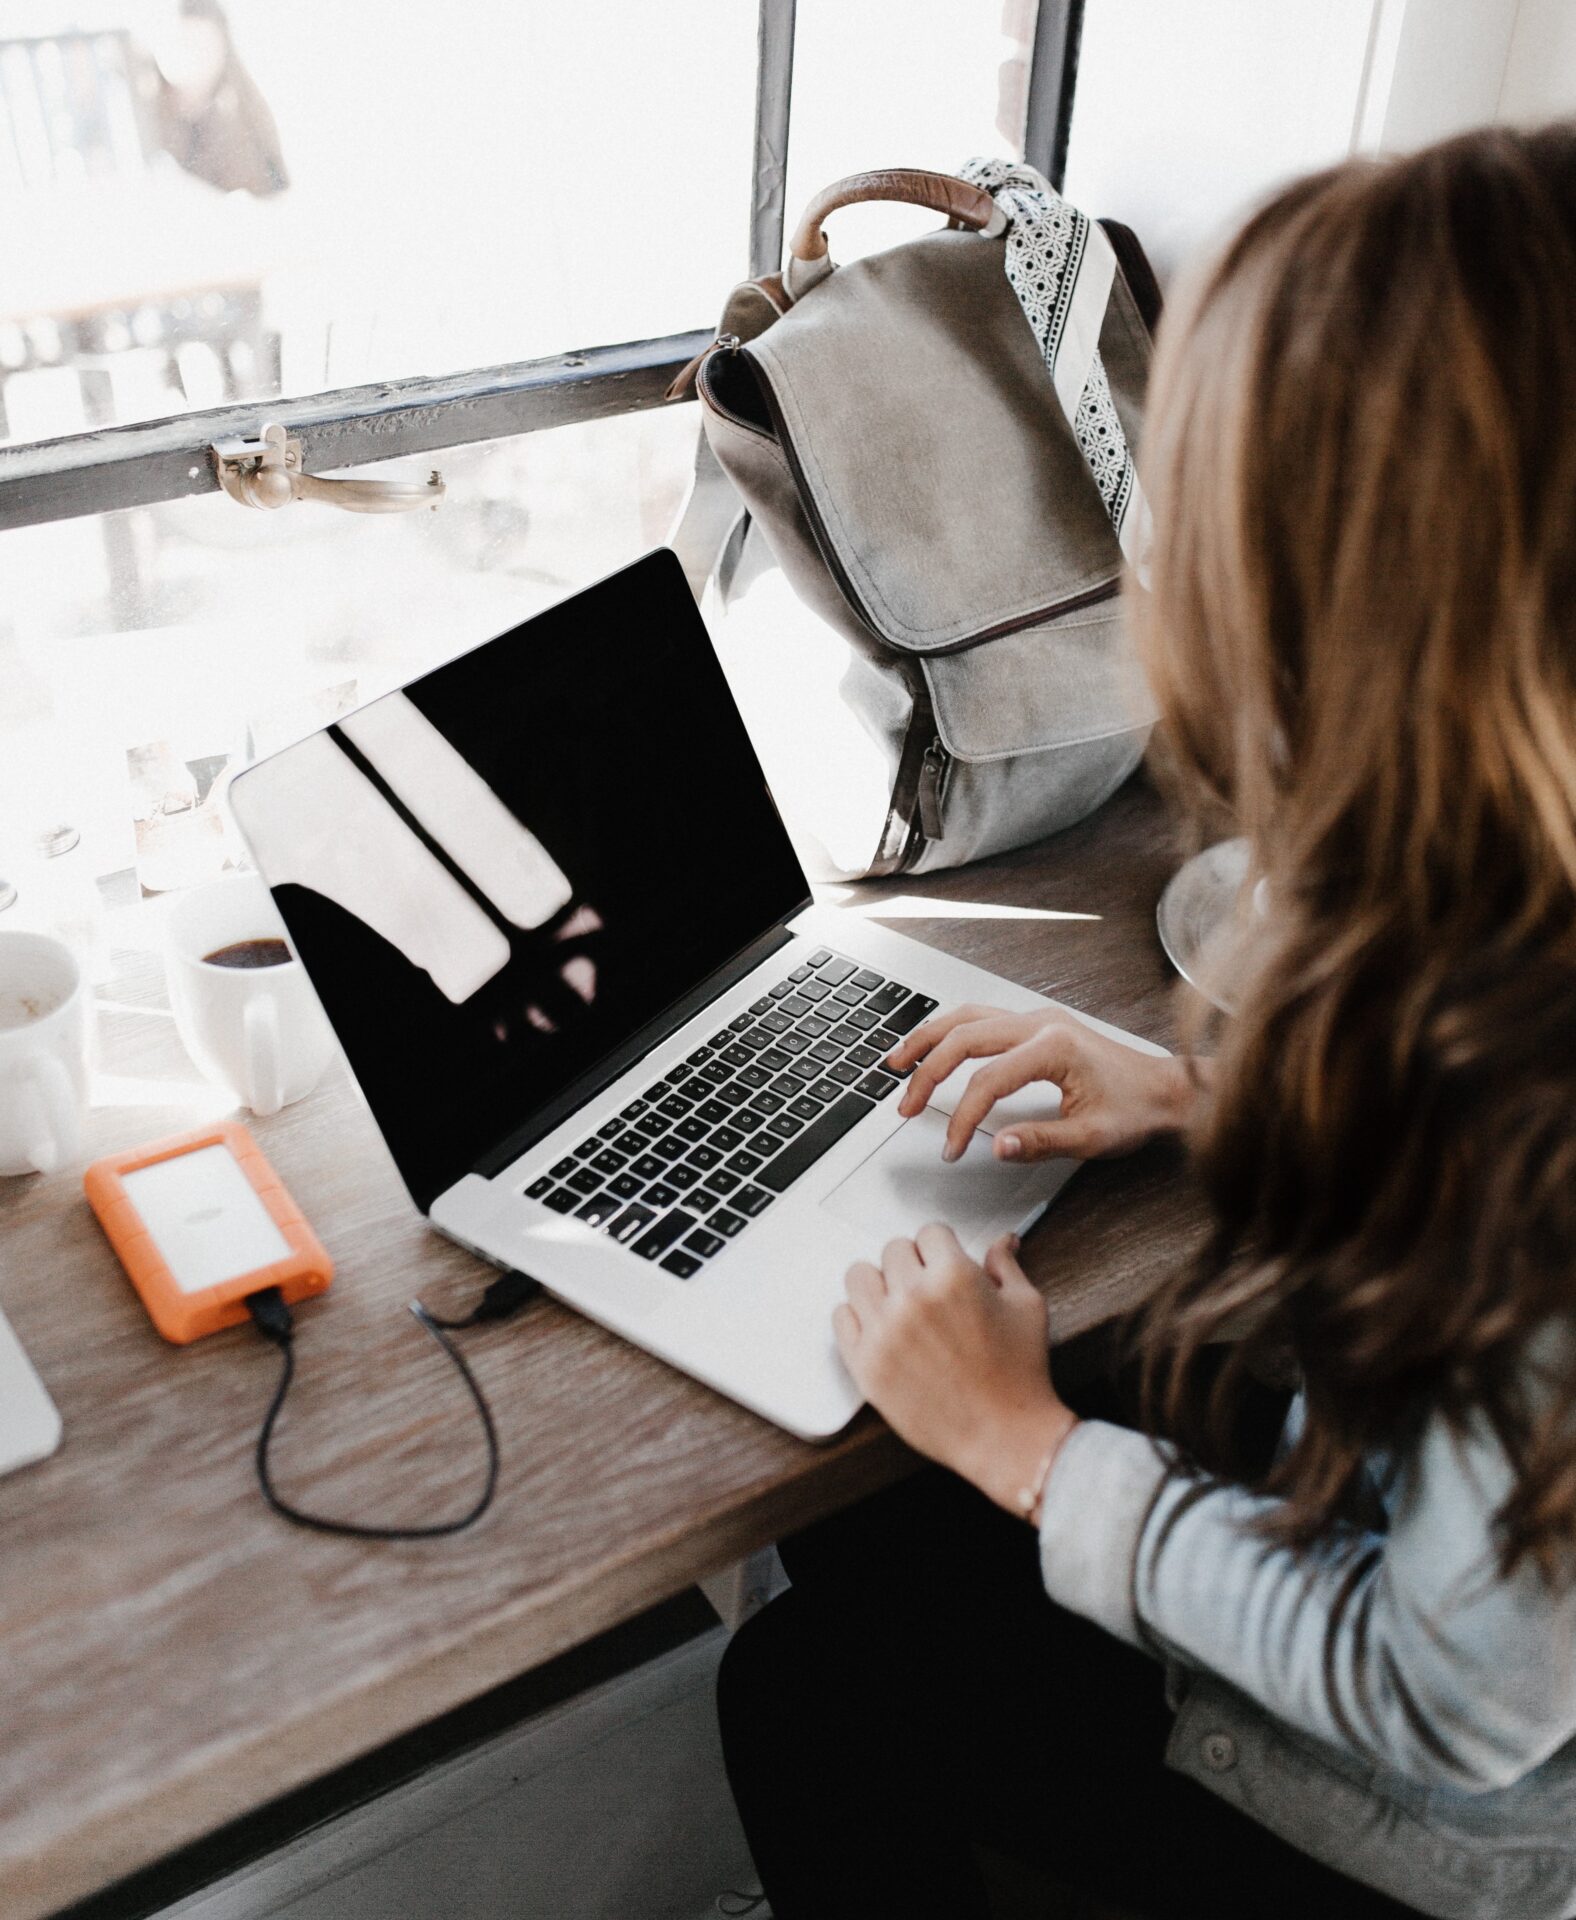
left=887, top=1004, right=1203, bottom=1165
left=833, top=1225, right=1077, bottom=1519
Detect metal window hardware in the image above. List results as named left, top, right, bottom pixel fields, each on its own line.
left=211, top=422, right=444, bottom=514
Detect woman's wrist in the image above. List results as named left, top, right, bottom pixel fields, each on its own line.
left=964, top=1400, right=1080, bottom=1524
left=1153, top=1054, right=1210, bottom=1136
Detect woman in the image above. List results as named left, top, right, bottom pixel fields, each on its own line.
left=718, top=124, right=1576, bottom=1920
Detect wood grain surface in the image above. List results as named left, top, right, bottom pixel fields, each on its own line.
left=0, top=774, right=1208, bottom=1919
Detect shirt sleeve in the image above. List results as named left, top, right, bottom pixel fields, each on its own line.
left=1037, top=1399, right=1576, bottom=1793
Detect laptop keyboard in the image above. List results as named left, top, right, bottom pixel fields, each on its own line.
left=523, top=948, right=937, bottom=1279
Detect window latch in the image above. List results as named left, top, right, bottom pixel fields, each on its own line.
left=211, top=422, right=445, bottom=514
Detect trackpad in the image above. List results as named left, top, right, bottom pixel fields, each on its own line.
left=820, top=1109, right=1075, bottom=1256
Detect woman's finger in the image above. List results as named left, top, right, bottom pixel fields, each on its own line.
left=898, top=1016, right=1031, bottom=1116
left=942, top=1027, right=1082, bottom=1161
left=913, top=1221, right=965, bottom=1270
left=982, top=1232, right=1033, bottom=1294
left=884, top=1003, right=1003, bottom=1073
left=832, top=1301, right=861, bottom=1365
left=880, top=1236, right=925, bottom=1288
left=993, top=1117, right=1108, bottom=1163
left=844, top=1259, right=888, bottom=1313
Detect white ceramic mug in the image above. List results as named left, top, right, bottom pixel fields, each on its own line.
left=0, top=930, right=92, bottom=1177
left=165, top=874, right=336, bottom=1117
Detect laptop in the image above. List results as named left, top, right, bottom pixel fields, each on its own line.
left=229, top=549, right=1163, bottom=1438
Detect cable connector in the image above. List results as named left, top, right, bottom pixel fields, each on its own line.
left=247, top=1285, right=295, bottom=1347
left=418, top=1269, right=542, bottom=1331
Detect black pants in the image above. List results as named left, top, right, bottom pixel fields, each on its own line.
left=718, top=1465, right=1423, bottom=1920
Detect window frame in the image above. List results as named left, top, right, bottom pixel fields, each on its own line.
left=0, top=0, right=1083, bottom=535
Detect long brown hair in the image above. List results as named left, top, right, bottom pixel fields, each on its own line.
left=1132, top=124, right=1576, bottom=1575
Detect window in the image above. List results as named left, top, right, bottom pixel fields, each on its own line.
left=0, top=0, right=1082, bottom=914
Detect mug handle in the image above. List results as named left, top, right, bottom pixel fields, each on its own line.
left=243, top=995, right=284, bottom=1118
left=20, top=1055, right=81, bottom=1176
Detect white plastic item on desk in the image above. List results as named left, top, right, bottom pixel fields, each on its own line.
left=0, top=929, right=92, bottom=1177
left=164, top=874, right=336, bottom=1117
left=0, top=1303, right=62, bottom=1477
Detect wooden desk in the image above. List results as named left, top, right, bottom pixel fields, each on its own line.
left=0, top=776, right=1207, bottom=1920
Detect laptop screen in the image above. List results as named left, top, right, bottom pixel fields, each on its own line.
left=231, top=550, right=810, bottom=1211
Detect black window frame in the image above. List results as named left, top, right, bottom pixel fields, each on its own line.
left=0, top=0, right=1083, bottom=534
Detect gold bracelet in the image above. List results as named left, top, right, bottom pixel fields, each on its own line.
left=1015, top=1441, right=1063, bottom=1528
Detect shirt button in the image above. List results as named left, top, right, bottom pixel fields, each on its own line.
left=1201, top=1732, right=1238, bottom=1773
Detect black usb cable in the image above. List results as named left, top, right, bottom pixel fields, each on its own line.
left=246, top=1270, right=541, bottom=1540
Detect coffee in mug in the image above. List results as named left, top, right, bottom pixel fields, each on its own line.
left=165, top=876, right=335, bottom=1117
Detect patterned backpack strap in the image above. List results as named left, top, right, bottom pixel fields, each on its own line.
left=958, top=156, right=1153, bottom=581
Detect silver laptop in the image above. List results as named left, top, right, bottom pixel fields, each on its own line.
left=229, top=550, right=1161, bottom=1438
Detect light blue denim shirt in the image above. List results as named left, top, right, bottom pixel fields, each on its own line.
left=1038, top=1374, right=1576, bottom=1919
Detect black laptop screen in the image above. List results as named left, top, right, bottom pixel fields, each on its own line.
left=232, top=550, right=810, bottom=1211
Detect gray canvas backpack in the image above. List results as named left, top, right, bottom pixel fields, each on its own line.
left=670, top=165, right=1162, bottom=881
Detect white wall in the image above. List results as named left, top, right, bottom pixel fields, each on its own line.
left=1060, top=0, right=1550, bottom=282
left=1497, top=0, right=1576, bottom=123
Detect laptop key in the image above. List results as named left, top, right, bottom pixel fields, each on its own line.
left=789, top=964, right=814, bottom=982
left=828, top=1062, right=860, bottom=1085
left=807, top=949, right=832, bottom=967
left=848, top=1043, right=881, bottom=1069
left=778, top=1032, right=811, bottom=1055
left=628, top=1154, right=665, bottom=1183
left=728, top=1013, right=752, bottom=1032
left=654, top=1135, right=687, bottom=1162
left=832, top=982, right=865, bottom=1006
left=573, top=1138, right=600, bottom=1159
left=608, top=1202, right=657, bottom=1244
left=721, top=1044, right=752, bottom=1069
left=735, top=1185, right=774, bottom=1217
left=861, top=981, right=911, bottom=1018
left=661, top=1250, right=702, bottom=1279
left=630, top=1118, right=666, bottom=1144
left=768, top=979, right=796, bottom=1000
left=711, top=1207, right=747, bottom=1237
left=544, top=1186, right=582, bottom=1214
left=687, top=1046, right=713, bottom=1068
left=817, top=956, right=857, bottom=985
left=851, top=968, right=884, bottom=991
left=676, top=1076, right=711, bottom=1102
left=725, top=1149, right=764, bottom=1176
left=828, top=1023, right=862, bottom=1048
left=857, top=1071, right=899, bottom=1100
left=576, top=1192, right=622, bottom=1227
left=738, top=1026, right=774, bottom=1052
left=685, top=1228, right=726, bottom=1258
left=786, top=1057, right=820, bottom=1082
left=809, top=1040, right=841, bottom=1066
left=799, top=1013, right=832, bottom=1038
left=710, top=1030, right=733, bottom=1049
left=750, top=996, right=773, bottom=1015
left=880, top=992, right=939, bottom=1036
left=667, top=1163, right=701, bottom=1190
left=769, top=1073, right=800, bottom=1097
left=706, top=1168, right=741, bottom=1194
left=686, top=1186, right=719, bottom=1214
left=779, top=993, right=812, bottom=1017
left=618, top=1099, right=648, bottom=1122
left=710, top=1125, right=745, bottom=1152
left=739, top=1063, right=769, bottom=1088
left=688, top=1143, right=722, bottom=1170
left=645, top=1182, right=680, bottom=1209
left=610, top=1171, right=645, bottom=1199
left=594, top=1149, right=630, bottom=1178
left=550, top=1157, right=576, bottom=1180
left=767, top=1113, right=803, bottom=1139
left=631, top=1208, right=698, bottom=1260
left=568, top=1168, right=602, bottom=1196
left=657, top=1095, right=692, bottom=1120
left=750, top=1090, right=784, bottom=1115
left=807, top=1079, right=842, bottom=1104
left=789, top=1096, right=821, bottom=1121
left=677, top=1117, right=709, bottom=1142
left=758, top=1092, right=875, bottom=1193
left=526, top=1175, right=554, bottom=1199
left=700, top=1060, right=731, bottom=1085
left=799, top=978, right=831, bottom=1002
left=717, top=1082, right=751, bottom=1107
left=847, top=1008, right=880, bottom=1030
left=759, top=1010, right=791, bottom=1034
left=696, top=1099, right=731, bottom=1125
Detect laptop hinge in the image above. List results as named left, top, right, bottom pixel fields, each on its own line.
left=469, top=913, right=806, bottom=1187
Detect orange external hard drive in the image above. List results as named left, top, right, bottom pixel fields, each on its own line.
left=84, top=1120, right=333, bottom=1344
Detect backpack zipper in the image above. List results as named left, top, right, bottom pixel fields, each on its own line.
left=916, top=737, right=949, bottom=842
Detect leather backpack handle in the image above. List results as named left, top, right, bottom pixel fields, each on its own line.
left=788, top=168, right=1003, bottom=263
